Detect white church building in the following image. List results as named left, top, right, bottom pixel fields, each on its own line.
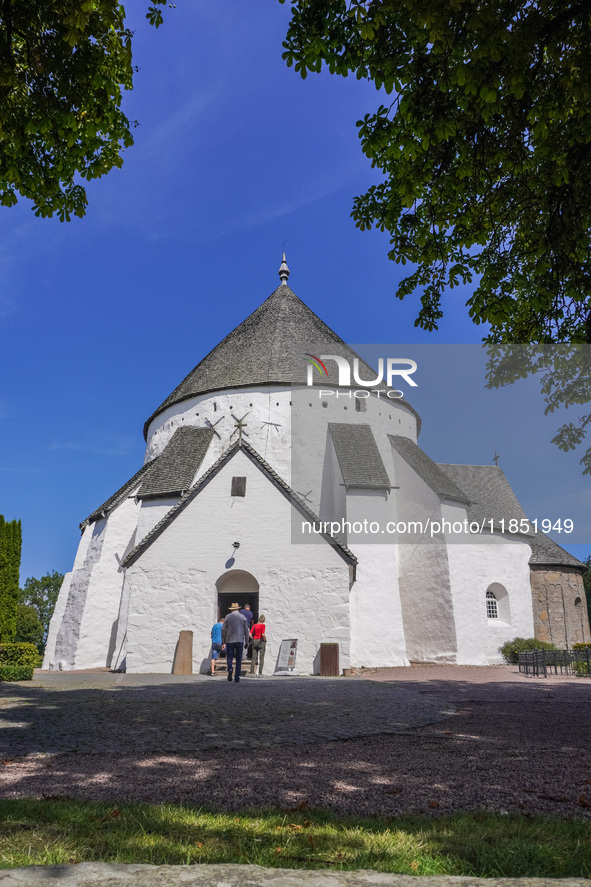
left=44, top=259, right=589, bottom=674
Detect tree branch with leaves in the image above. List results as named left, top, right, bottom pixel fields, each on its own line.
left=279, top=0, right=591, bottom=472
left=279, top=0, right=591, bottom=346
left=0, top=0, right=172, bottom=220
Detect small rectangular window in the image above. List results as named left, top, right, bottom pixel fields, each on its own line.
left=231, top=476, right=246, bottom=497
left=355, top=398, right=367, bottom=412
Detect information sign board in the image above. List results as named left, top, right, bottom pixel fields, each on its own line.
left=275, top=638, right=298, bottom=673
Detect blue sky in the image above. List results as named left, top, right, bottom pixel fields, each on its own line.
left=1, top=0, right=589, bottom=581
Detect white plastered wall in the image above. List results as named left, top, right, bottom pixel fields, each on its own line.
left=47, top=519, right=106, bottom=669
left=318, top=432, right=347, bottom=525
left=42, top=571, right=72, bottom=669
left=44, top=514, right=99, bottom=667
left=122, top=448, right=352, bottom=674
left=144, top=387, right=293, bottom=484
left=391, top=450, right=458, bottom=663
left=136, top=497, right=180, bottom=541
left=442, top=502, right=535, bottom=664
left=347, top=489, right=408, bottom=667
left=44, top=491, right=143, bottom=670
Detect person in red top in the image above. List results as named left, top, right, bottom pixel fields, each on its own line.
left=249, top=614, right=267, bottom=677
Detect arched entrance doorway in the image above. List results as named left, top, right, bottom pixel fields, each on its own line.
left=215, top=570, right=260, bottom=622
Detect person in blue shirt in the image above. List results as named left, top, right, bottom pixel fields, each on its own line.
left=210, top=618, right=225, bottom=676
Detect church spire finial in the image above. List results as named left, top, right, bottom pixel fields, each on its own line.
left=278, top=251, right=290, bottom=285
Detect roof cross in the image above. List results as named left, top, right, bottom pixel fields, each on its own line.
left=493, top=450, right=500, bottom=466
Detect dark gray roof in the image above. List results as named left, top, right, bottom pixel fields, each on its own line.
left=389, top=436, right=471, bottom=504
left=143, top=284, right=421, bottom=439
left=528, top=531, right=586, bottom=570
left=440, top=464, right=585, bottom=567
left=82, top=463, right=154, bottom=528
left=438, top=464, right=531, bottom=530
left=137, top=427, right=213, bottom=499
left=329, top=424, right=390, bottom=489
left=123, top=440, right=357, bottom=568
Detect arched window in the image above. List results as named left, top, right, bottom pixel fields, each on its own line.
left=486, top=583, right=511, bottom=623
left=486, top=589, right=498, bottom=619
left=575, top=597, right=583, bottom=608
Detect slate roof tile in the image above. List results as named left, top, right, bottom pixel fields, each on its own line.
left=438, top=463, right=584, bottom=567
left=528, top=531, right=586, bottom=569
left=389, top=436, right=471, bottom=504
left=438, top=464, right=527, bottom=524
left=143, top=284, right=421, bottom=438
left=137, top=426, right=213, bottom=498
left=329, top=424, right=391, bottom=489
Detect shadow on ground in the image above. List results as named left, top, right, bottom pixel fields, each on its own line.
left=0, top=668, right=590, bottom=818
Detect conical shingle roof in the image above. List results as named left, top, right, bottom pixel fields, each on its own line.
left=143, top=283, right=421, bottom=438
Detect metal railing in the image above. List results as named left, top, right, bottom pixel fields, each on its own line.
left=518, top=648, right=591, bottom=677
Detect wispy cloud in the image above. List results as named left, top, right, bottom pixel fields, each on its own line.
left=0, top=466, right=40, bottom=473
left=136, top=83, right=225, bottom=161
left=228, top=161, right=364, bottom=231
left=49, top=434, right=137, bottom=458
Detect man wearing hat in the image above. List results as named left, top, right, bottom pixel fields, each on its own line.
left=222, top=602, right=250, bottom=683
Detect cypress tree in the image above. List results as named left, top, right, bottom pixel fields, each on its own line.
left=0, top=515, right=22, bottom=642
left=0, top=515, right=6, bottom=641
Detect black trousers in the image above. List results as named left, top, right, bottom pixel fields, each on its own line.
left=226, top=642, right=244, bottom=680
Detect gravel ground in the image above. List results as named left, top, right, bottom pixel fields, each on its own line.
left=0, top=666, right=590, bottom=818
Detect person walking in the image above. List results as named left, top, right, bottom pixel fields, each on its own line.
left=209, top=617, right=225, bottom=676
left=239, top=603, right=254, bottom=630
left=250, top=613, right=267, bottom=677
left=222, top=602, right=249, bottom=683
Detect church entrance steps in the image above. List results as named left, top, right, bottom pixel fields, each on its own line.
left=212, top=660, right=247, bottom=677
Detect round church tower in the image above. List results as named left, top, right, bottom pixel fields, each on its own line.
left=141, top=257, right=421, bottom=514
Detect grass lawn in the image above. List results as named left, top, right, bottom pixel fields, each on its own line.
left=0, top=799, right=589, bottom=876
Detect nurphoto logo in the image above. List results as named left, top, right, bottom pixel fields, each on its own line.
left=303, top=353, right=418, bottom=399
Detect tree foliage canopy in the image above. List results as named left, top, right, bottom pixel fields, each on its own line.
left=279, top=0, right=591, bottom=345
left=15, top=603, right=44, bottom=651
left=0, top=1, right=168, bottom=220
left=485, top=343, right=591, bottom=473
left=19, top=570, right=63, bottom=645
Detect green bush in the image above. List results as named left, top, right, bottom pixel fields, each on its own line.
left=499, top=637, right=557, bottom=664
left=572, top=642, right=591, bottom=676
left=0, top=665, right=33, bottom=681
left=0, top=642, right=39, bottom=667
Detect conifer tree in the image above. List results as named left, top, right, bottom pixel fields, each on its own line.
left=0, top=515, right=22, bottom=642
